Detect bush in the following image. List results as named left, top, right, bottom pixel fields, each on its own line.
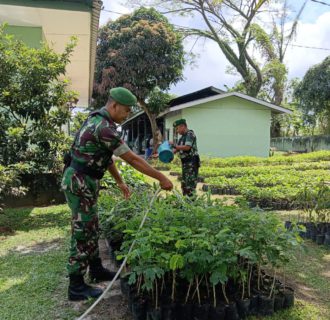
left=0, top=24, right=77, bottom=174
left=0, top=164, right=28, bottom=212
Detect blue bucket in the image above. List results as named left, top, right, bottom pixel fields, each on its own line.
left=158, top=141, right=174, bottom=163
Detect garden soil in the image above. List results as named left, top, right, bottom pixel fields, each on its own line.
left=68, top=239, right=132, bottom=320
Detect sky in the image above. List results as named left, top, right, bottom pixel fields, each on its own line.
left=99, top=0, right=330, bottom=97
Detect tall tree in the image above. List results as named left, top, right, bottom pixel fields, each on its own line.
left=128, top=0, right=274, bottom=97
left=93, top=7, right=185, bottom=147
left=147, top=87, right=174, bottom=151
left=295, top=56, right=330, bottom=134
left=135, top=0, right=305, bottom=98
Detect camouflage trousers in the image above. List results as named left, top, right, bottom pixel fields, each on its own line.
left=61, top=167, right=100, bottom=276
left=181, top=160, right=199, bottom=197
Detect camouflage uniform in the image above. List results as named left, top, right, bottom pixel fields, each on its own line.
left=61, top=107, right=130, bottom=276
left=177, top=129, right=200, bottom=197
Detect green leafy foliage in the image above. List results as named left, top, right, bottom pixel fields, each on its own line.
left=93, top=7, right=185, bottom=150
left=100, top=191, right=302, bottom=306
left=167, top=151, right=330, bottom=211
left=0, top=24, right=77, bottom=173
left=93, top=7, right=185, bottom=106
left=295, top=56, right=330, bottom=133
left=100, top=160, right=147, bottom=190
left=0, top=164, right=29, bottom=212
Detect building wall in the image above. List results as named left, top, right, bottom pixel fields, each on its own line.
left=165, top=96, right=271, bottom=158
left=165, top=110, right=182, bottom=141
left=5, top=25, right=44, bottom=48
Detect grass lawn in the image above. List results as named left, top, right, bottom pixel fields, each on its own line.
left=0, top=205, right=79, bottom=320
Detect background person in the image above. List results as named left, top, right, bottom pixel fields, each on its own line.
left=170, top=119, right=200, bottom=197
left=149, top=128, right=163, bottom=158
left=62, top=87, right=173, bottom=301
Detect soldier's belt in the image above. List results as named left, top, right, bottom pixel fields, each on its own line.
left=70, top=161, right=104, bottom=180
left=181, top=156, right=193, bottom=164
left=181, top=155, right=200, bottom=167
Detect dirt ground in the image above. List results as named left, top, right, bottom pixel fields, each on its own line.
left=68, top=240, right=132, bottom=320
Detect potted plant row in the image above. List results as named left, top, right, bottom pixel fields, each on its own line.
left=100, top=192, right=302, bottom=320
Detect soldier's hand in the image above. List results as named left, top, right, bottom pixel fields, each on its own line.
left=159, top=177, right=173, bottom=191
left=118, top=182, right=131, bottom=199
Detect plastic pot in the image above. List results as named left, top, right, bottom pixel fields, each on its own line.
left=161, top=303, right=177, bottom=320
left=274, top=294, right=285, bottom=312
left=285, top=221, right=292, bottom=230
left=120, top=276, right=131, bottom=297
left=132, top=297, right=147, bottom=320
left=249, top=294, right=259, bottom=316
left=324, top=233, right=330, bottom=247
left=258, top=295, right=274, bottom=316
left=282, top=288, right=295, bottom=309
left=209, top=305, right=226, bottom=320
left=128, top=290, right=137, bottom=313
left=193, top=304, right=210, bottom=320
left=176, top=303, right=193, bottom=320
left=316, top=234, right=325, bottom=245
left=147, top=309, right=161, bottom=320
left=236, top=299, right=250, bottom=318
left=202, top=184, right=209, bottom=192
left=224, top=302, right=240, bottom=320
left=310, top=230, right=317, bottom=242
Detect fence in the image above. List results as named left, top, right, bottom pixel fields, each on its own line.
left=271, top=135, right=330, bottom=152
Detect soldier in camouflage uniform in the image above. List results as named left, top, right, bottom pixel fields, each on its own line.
left=62, top=87, right=173, bottom=301
left=171, top=119, right=200, bottom=197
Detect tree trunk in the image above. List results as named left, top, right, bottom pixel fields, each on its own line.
left=138, top=99, right=159, bottom=154
left=271, top=113, right=282, bottom=138
left=325, top=109, right=330, bottom=134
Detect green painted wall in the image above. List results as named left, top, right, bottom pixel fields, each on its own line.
left=165, top=96, right=272, bottom=158
left=165, top=111, right=182, bottom=141
left=5, top=25, right=44, bottom=48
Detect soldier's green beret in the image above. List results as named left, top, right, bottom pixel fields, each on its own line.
left=109, top=87, right=137, bottom=106
left=173, top=119, right=187, bottom=127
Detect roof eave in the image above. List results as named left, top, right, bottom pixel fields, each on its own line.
left=166, top=92, right=292, bottom=115
left=88, top=0, right=102, bottom=107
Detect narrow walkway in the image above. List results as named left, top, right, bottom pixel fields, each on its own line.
left=72, top=239, right=131, bottom=320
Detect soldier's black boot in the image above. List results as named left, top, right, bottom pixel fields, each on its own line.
left=68, top=274, right=103, bottom=301
left=89, top=257, right=116, bottom=282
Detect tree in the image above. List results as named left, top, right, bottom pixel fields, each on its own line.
left=128, top=0, right=278, bottom=97
left=147, top=87, right=175, bottom=151
left=295, top=56, right=330, bottom=134
left=93, top=7, right=185, bottom=148
left=128, top=1, right=307, bottom=137
left=0, top=25, right=78, bottom=172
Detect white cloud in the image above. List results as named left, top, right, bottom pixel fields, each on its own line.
left=99, top=0, right=133, bottom=25
left=99, top=3, right=330, bottom=96
left=285, top=11, right=330, bottom=80
left=170, top=38, right=240, bottom=96
left=172, top=11, right=330, bottom=95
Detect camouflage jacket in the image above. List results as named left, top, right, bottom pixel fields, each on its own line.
left=68, top=107, right=130, bottom=178
left=177, top=129, right=199, bottom=160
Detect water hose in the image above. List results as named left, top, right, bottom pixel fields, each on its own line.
left=77, top=187, right=162, bottom=320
